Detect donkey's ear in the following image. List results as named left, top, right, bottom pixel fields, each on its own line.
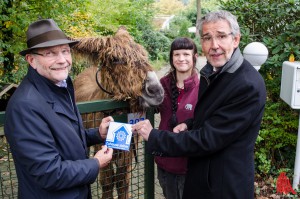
left=115, top=26, right=129, bottom=36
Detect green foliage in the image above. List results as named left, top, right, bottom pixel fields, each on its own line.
left=163, top=15, right=194, bottom=39
left=184, top=0, right=215, bottom=25
left=160, top=0, right=217, bottom=55
left=69, top=0, right=161, bottom=75
left=0, top=0, right=159, bottom=85
left=87, top=0, right=155, bottom=36
left=153, top=0, right=185, bottom=15
left=0, top=0, right=89, bottom=84
left=136, top=27, right=171, bottom=61
left=84, top=0, right=170, bottom=62
left=163, top=1, right=212, bottom=39
left=200, top=0, right=220, bottom=11
left=220, top=0, right=300, bottom=175
left=150, top=59, right=168, bottom=71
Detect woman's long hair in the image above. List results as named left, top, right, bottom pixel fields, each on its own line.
left=169, top=37, right=198, bottom=128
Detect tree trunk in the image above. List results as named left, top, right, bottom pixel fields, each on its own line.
left=196, top=0, right=201, bottom=38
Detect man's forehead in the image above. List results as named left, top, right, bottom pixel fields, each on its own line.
left=38, top=44, right=70, bottom=51
left=202, top=20, right=231, bottom=35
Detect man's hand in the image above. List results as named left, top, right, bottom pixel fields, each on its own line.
left=132, top=119, right=153, bottom=141
left=173, top=123, right=188, bottom=133
left=94, top=145, right=113, bottom=168
left=99, top=116, right=114, bottom=139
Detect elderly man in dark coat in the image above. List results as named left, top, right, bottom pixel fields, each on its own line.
left=133, top=10, right=266, bottom=199
left=4, top=19, right=114, bottom=199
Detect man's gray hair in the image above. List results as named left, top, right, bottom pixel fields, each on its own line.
left=199, top=10, right=240, bottom=36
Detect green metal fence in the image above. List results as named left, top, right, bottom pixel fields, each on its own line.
left=0, top=99, right=155, bottom=199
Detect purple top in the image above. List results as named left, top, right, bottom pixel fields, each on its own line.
left=155, top=71, right=199, bottom=174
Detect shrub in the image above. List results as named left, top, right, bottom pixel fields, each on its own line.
left=135, top=27, right=171, bottom=61
left=220, top=0, right=300, bottom=175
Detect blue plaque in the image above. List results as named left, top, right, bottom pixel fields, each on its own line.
left=105, top=122, right=132, bottom=151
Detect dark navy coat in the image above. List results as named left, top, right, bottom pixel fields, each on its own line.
left=147, top=49, right=266, bottom=199
left=4, top=66, right=103, bottom=199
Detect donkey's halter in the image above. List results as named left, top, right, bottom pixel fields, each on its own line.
left=95, top=68, right=114, bottom=96
left=95, top=66, right=138, bottom=171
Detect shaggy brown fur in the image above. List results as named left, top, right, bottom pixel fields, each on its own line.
left=73, top=26, right=153, bottom=113
left=72, top=27, right=163, bottom=199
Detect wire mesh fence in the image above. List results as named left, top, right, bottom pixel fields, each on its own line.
left=0, top=135, right=17, bottom=198
left=0, top=100, right=160, bottom=199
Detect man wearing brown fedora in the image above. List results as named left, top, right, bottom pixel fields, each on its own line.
left=4, top=19, right=114, bottom=199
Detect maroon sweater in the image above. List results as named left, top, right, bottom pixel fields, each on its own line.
left=155, top=71, right=199, bottom=174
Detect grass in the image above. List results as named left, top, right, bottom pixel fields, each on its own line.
left=150, top=59, right=168, bottom=71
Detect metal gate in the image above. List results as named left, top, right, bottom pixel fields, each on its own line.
left=0, top=99, right=155, bottom=199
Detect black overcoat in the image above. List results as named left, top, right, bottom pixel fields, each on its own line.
left=147, top=49, right=266, bottom=199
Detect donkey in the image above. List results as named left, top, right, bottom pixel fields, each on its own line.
left=72, top=26, right=164, bottom=199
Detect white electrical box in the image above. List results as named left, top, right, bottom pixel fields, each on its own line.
left=280, top=61, right=300, bottom=109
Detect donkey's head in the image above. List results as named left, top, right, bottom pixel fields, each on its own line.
left=72, top=27, right=164, bottom=112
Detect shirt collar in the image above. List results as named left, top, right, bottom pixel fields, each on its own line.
left=56, top=79, right=67, bottom=88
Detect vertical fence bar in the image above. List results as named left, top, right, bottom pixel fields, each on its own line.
left=0, top=111, right=5, bottom=135
left=144, top=108, right=155, bottom=199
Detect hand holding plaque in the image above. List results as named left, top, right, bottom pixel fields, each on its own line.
left=105, top=122, right=133, bottom=151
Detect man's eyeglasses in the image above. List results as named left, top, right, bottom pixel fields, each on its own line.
left=201, top=32, right=233, bottom=44
left=31, top=48, right=71, bottom=59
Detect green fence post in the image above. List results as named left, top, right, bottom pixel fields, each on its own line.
left=144, top=108, right=155, bottom=199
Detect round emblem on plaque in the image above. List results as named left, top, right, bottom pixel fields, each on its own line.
left=116, top=131, right=126, bottom=141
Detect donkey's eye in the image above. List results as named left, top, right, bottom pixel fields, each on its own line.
left=112, top=57, right=125, bottom=65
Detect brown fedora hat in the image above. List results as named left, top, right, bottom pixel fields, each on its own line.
left=19, top=19, right=78, bottom=56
